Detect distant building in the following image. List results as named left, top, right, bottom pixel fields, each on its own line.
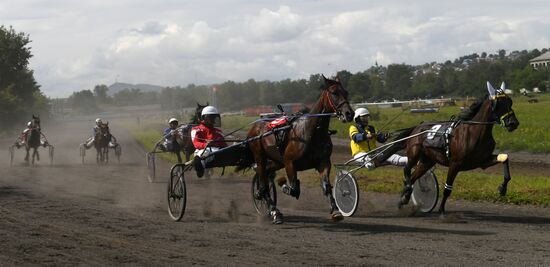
left=529, top=51, right=550, bottom=69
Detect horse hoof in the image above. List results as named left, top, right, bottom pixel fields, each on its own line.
left=275, top=176, right=287, bottom=186
left=498, top=185, right=507, bottom=196
left=331, top=212, right=344, bottom=222
left=271, top=211, right=284, bottom=224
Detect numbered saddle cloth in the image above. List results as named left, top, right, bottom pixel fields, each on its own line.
left=423, top=122, right=456, bottom=150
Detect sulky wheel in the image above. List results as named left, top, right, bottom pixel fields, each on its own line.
left=48, top=146, right=54, bottom=166
left=9, top=146, right=15, bottom=167
left=146, top=152, right=156, bottom=183
left=167, top=164, right=187, bottom=221
left=115, top=145, right=122, bottom=163
left=333, top=170, right=360, bottom=217
left=411, top=169, right=439, bottom=213
left=251, top=171, right=277, bottom=216
left=79, top=144, right=86, bottom=164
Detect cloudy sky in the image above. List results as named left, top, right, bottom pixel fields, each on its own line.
left=2, top=0, right=549, bottom=97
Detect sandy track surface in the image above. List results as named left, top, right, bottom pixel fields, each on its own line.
left=1, top=116, right=549, bottom=266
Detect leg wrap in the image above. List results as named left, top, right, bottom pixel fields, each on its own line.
left=321, top=180, right=332, bottom=196
left=387, top=154, right=408, bottom=166
left=443, top=183, right=453, bottom=197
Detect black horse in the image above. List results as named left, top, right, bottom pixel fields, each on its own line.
left=24, top=115, right=45, bottom=165
left=397, top=82, right=519, bottom=216
left=242, top=76, right=355, bottom=224
left=94, top=123, right=112, bottom=164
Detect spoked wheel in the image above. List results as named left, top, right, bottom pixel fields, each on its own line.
left=167, top=164, right=187, bottom=221
left=146, top=152, right=156, bottom=183
left=9, top=146, right=15, bottom=167
left=79, top=144, right=86, bottom=164
left=115, top=145, right=122, bottom=163
left=411, top=169, right=439, bottom=213
left=48, top=146, right=54, bottom=165
left=333, top=170, right=360, bottom=217
left=251, top=172, right=277, bottom=216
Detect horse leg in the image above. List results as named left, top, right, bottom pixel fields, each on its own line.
left=184, top=149, right=191, bottom=163
left=252, top=147, right=282, bottom=224
left=499, top=158, right=511, bottom=196
left=280, top=160, right=300, bottom=199
left=399, top=147, right=420, bottom=208
left=438, top=165, right=460, bottom=216
left=481, top=154, right=511, bottom=196
left=176, top=151, right=183, bottom=164
left=35, top=147, right=40, bottom=161
left=317, top=161, right=343, bottom=221
left=399, top=160, right=435, bottom=208
left=24, top=147, right=30, bottom=162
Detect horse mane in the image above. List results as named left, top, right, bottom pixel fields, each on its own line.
left=456, top=95, right=487, bottom=120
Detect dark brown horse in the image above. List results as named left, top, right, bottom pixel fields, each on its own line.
left=244, top=76, right=354, bottom=224
left=94, top=123, right=112, bottom=164
left=397, top=82, right=519, bottom=216
left=24, top=115, right=44, bottom=165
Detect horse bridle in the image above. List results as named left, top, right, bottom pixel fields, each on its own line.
left=323, top=84, right=349, bottom=115
left=491, top=93, right=515, bottom=125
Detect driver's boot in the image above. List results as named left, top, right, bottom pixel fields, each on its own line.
left=193, top=156, right=204, bottom=178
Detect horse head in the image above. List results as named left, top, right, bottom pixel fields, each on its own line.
left=99, top=122, right=111, bottom=137
left=487, top=81, right=519, bottom=132
left=193, top=102, right=209, bottom=124
left=320, top=75, right=354, bottom=122
left=31, top=115, right=41, bottom=128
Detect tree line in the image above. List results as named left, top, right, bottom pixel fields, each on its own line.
left=0, top=26, right=49, bottom=130
left=70, top=48, right=548, bottom=114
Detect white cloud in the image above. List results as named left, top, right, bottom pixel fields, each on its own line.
left=2, top=1, right=549, bottom=97
left=246, top=6, right=305, bottom=42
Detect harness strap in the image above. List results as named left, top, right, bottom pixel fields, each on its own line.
left=499, top=111, right=514, bottom=124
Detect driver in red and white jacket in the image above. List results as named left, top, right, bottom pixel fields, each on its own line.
left=191, top=106, right=227, bottom=177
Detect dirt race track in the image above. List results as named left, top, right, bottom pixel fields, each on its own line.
left=1, top=115, right=550, bottom=266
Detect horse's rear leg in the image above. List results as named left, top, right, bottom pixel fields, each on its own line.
left=399, top=160, right=434, bottom=208
left=24, top=147, right=30, bottom=162
left=399, top=147, right=420, bottom=208
left=438, top=165, right=460, bottom=216
left=317, top=162, right=342, bottom=221
left=253, top=150, right=282, bottom=224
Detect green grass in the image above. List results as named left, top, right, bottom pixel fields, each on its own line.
left=294, top=166, right=550, bottom=206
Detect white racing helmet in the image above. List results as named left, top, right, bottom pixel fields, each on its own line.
left=27, top=121, right=32, bottom=127
left=353, top=107, right=370, bottom=121
left=201, top=106, right=221, bottom=127
left=168, top=118, right=178, bottom=124
left=201, top=106, right=219, bottom=116
left=95, top=118, right=103, bottom=125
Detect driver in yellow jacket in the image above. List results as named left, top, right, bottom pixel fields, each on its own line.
left=349, top=107, right=407, bottom=169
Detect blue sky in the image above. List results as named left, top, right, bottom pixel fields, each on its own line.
left=2, top=0, right=549, bottom=97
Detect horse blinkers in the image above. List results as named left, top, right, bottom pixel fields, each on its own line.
left=491, top=94, right=519, bottom=132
